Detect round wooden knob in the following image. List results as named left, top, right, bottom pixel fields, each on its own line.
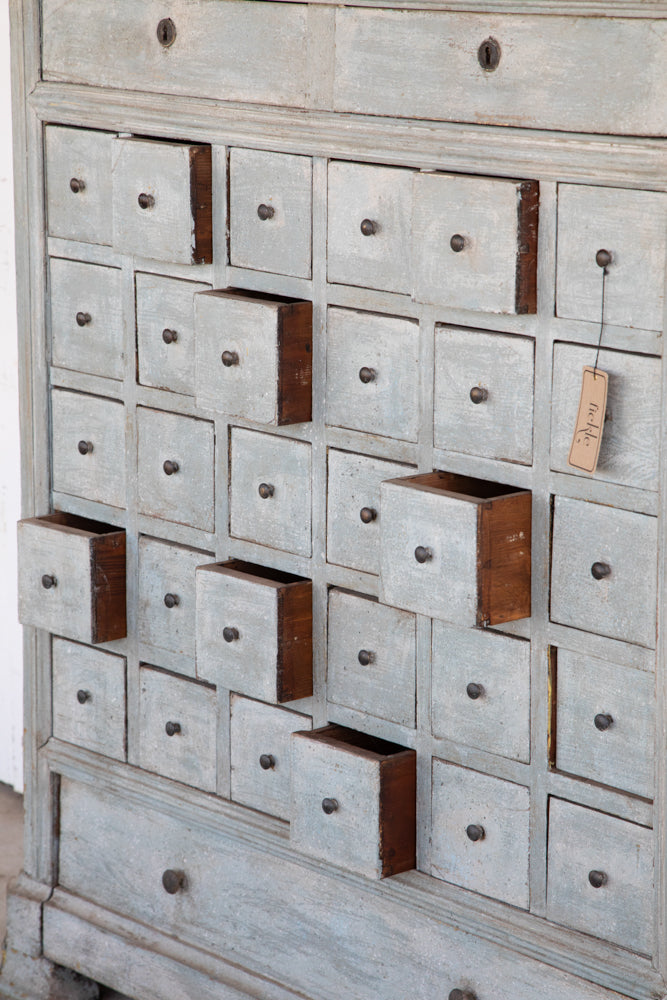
left=162, top=328, right=178, bottom=344
left=223, top=627, right=239, bottom=643
left=414, top=546, right=433, bottom=564
left=221, top=350, right=239, bottom=367
left=156, top=17, right=177, bottom=47
left=163, top=593, right=180, bottom=609
left=138, top=192, right=155, bottom=210
left=591, top=562, right=611, bottom=580
left=360, top=219, right=377, bottom=237
left=165, top=721, right=181, bottom=737
left=469, top=386, right=488, bottom=404
left=163, top=460, right=179, bottom=476
left=322, top=798, right=339, bottom=815
left=41, top=574, right=57, bottom=590
left=466, top=824, right=485, bottom=842
left=258, top=483, right=275, bottom=499
left=162, top=869, right=186, bottom=894
left=449, top=990, right=478, bottom=1000
left=596, top=249, right=612, bottom=269
left=69, top=178, right=85, bottom=193
left=478, top=36, right=501, bottom=71
left=588, top=870, right=608, bottom=889
left=594, top=713, right=613, bottom=732
left=466, top=682, right=484, bottom=700
left=357, top=649, right=375, bottom=666
left=259, top=754, right=276, bottom=771
left=77, top=440, right=93, bottom=455
left=450, top=234, right=466, bottom=253
left=358, top=366, right=376, bottom=384
left=359, top=507, right=377, bottom=524
left=76, top=689, right=90, bottom=704
left=257, top=203, right=275, bottom=221
left=76, top=311, right=91, bottom=327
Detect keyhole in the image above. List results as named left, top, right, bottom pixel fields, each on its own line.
left=478, top=37, right=501, bottom=72
left=484, top=44, right=491, bottom=67
left=157, top=17, right=176, bottom=47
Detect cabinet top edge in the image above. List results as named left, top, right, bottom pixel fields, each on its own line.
left=270, top=0, right=667, bottom=15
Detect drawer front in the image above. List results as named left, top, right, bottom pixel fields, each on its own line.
left=136, top=408, right=215, bottom=532
left=333, top=10, right=667, bottom=136
left=557, top=185, right=667, bottom=334
left=547, top=798, right=653, bottom=954
left=138, top=536, right=213, bottom=666
left=326, top=308, right=419, bottom=442
left=551, top=497, right=657, bottom=649
left=328, top=589, right=416, bottom=728
left=112, top=138, right=212, bottom=265
left=138, top=665, right=217, bottom=792
left=230, top=694, right=312, bottom=821
left=52, top=389, right=126, bottom=508
left=327, top=162, right=413, bottom=294
left=230, top=149, right=312, bottom=279
left=551, top=343, right=661, bottom=491
left=555, top=649, right=654, bottom=800
left=136, top=273, right=211, bottom=396
left=431, top=623, right=530, bottom=763
left=230, top=428, right=311, bottom=557
left=431, top=759, right=530, bottom=909
left=43, top=0, right=310, bottom=108
left=413, top=172, right=537, bottom=315
left=434, top=327, right=534, bottom=464
left=52, top=638, right=126, bottom=760
left=327, top=449, right=413, bottom=576
left=45, top=125, right=113, bottom=245
left=50, top=258, right=123, bottom=380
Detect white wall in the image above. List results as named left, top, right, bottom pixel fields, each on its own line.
left=0, top=0, right=24, bottom=791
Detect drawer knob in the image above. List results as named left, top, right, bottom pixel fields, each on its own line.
left=466, top=682, right=484, bottom=700
left=414, top=546, right=433, bottom=564
left=259, top=754, right=276, bottom=770
left=357, top=649, right=375, bottom=666
left=596, top=248, right=613, bottom=269
left=69, top=178, right=85, bottom=194
left=163, top=460, right=179, bottom=476
left=594, top=712, right=614, bottom=731
left=466, top=824, right=485, bottom=843
left=163, top=593, right=180, bottom=609
left=358, top=366, right=376, bottom=384
left=76, top=311, right=91, bottom=327
left=591, top=561, right=611, bottom=580
left=257, top=203, right=275, bottom=221
left=162, top=328, right=178, bottom=344
left=359, top=507, right=377, bottom=524
left=450, top=234, right=466, bottom=253
left=165, top=721, right=181, bottom=737
left=221, top=350, right=239, bottom=367
left=223, top=626, right=239, bottom=643
left=138, top=193, right=155, bottom=210
left=258, top=482, right=275, bottom=499
left=157, top=17, right=177, bottom=47
left=322, top=798, right=339, bottom=815
left=360, top=219, right=378, bottom=237
left=76, top=689, right=90, bottom=704
left=449, top=991, right=478, bottom=1000
left=478, top=36, right=501, bottom=71
left=77, top=440, right=93, bottom=455
left=469, top=386, right=488, bottom=405
left=41, top=574, right=57, bottom=590
left=162, top=869, right=186, bottom=894
left=588, top=870, right=608, bottom=889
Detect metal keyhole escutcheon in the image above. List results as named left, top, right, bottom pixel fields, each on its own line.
left=157, top=18, right=177, bottom=47
left=478, top=37, right=501, bottom=71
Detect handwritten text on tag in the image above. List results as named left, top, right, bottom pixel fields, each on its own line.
left=568, top=366, right=608, bottom=474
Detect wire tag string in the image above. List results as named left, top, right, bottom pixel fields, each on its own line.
left=593, top=248, right=611, bottom=376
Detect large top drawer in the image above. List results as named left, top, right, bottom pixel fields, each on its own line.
left=42, top=0, right=310, bottom=108
left=333, top=10, right=667, bottom=136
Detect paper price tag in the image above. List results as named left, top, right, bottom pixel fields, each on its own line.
left=568, top=366, right=608, bottom=474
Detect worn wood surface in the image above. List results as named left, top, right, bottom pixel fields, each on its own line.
left=478, top=488, right=532, bottom=626
left=45, top=125, right=113, bottom=246
left=52, top=638, right=126, bottom=761
left=51, top=388, right=126, bottom=508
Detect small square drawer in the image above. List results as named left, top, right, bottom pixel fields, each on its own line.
left=196, top=560, right=312, bottom=703
left=137, top=408, right=215, bottom=532
left=327, top=162, right=413, bottom=294
left=52, top=388, right=126, bottom=508
left=551, top=497, right=657, bottom=648
left=138, top=665, right=217, bottom=792
left=194, top=289, right=312, bottom=425
left=52, top=638, right=126, bottom=760
left=327, top=589, right=416, bottom=728
left=17, top=513, right=126, bottom=644
left=230, top=694, right=312, bottom=820
left=413, top=173, right=538, bottom=315
left=112, top=137, right=212, bottom=265
left=50, top=258, right=123, bottom=380
left=138, top=536, right=213, bottom=666
left=555, top=649, right=654, bottom=799
left=326, top=307, right=419, bottom=442
left=557, top=184, right=667, bottom=334
left=327, top=449, right=413, bottom=576
left=432, top=623, right=530, bottom=763
left=136, top=273, right=211, bottom=396
left=290, top=724, right=416, bottom=879
left=431, top=760, right=530, bottom=908
left=229, top=148, right=312, bottom=279
left=434, top=326, right=534, bottom=464
left=546, top=798, right=653, bottom=954
left=229, top=428, right=311, bottom=557
left=45, top=125, right=113, bottom=245
left=379, top=471, right=531, bottom=626
left=550, top=343, right=661, bottom=492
